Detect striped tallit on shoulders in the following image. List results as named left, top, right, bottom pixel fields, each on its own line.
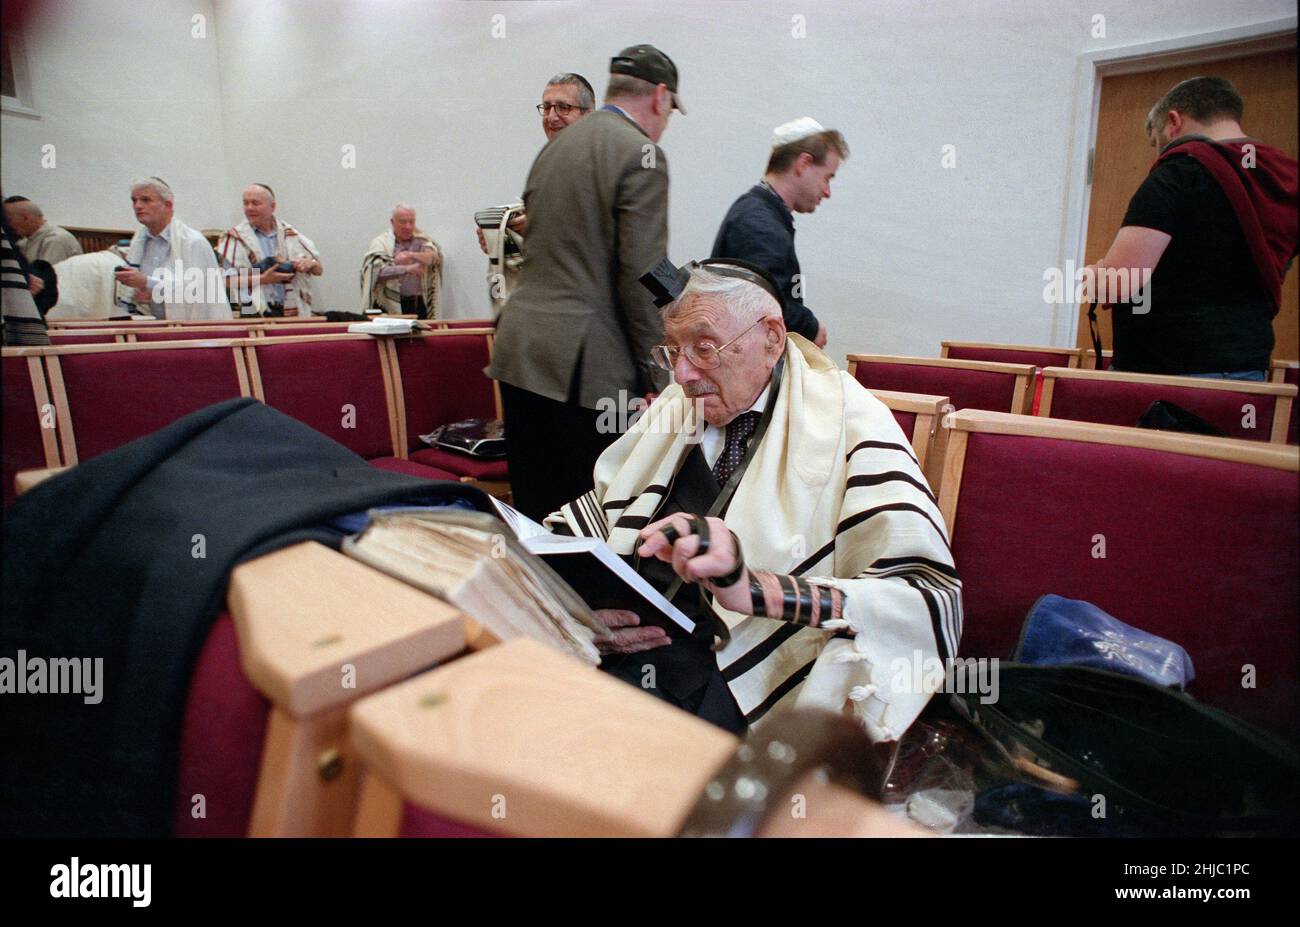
left=547, top=335, right=962, bottom=742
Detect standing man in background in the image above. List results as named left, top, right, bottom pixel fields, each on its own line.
left=3, top=197, right=83, bottom=266
left=217, top=183, right=323, bottom=317
left=1088, top=76, right=1298, bottom=378
left=711, top=118, right=848, bottom=349
left=361, top=203, right=441, bottom=318
left=488, top=45, right=683, bottom=520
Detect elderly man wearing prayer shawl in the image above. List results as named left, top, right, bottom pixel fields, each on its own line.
left=217, top=183, right=323, bottom=317
left=359, top=204, right=441, bottom=318
left=114, top=177, right=229, bottom=320
left=545, top=260, right=962, bottom=742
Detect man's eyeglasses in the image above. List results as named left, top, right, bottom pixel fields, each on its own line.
left=651, top=318, right=765, bottom=371
left=536, top=102, right=589, bottom=116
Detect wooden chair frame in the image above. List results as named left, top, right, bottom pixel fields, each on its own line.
left=1038, top=365, right=1297, bottom=444
left=846, top=353, right=1036, bottom=415
left=865, top=388, right=949, bottom=488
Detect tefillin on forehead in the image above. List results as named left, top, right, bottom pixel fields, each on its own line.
left=638, top=257, right=783, bottom=308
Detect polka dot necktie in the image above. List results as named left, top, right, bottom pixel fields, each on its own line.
left=711, top=411, right=762, bottom=487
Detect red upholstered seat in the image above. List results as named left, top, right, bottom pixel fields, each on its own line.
left=54, top=346, right=247, bottom=461
left=439, top=319, right=495, bottom=329
left=253, top=339, right=394, bottom=459
left=368, top=456, right=459, bottom=481
left=408, top=447, right=508, bottom=481
left=2, top=355, right=54, bottom=509
left=950, top=430, right=1299, bottom=738
left=400, top=804, right=496, bottom=837
left=945, top=344, right=1077, bottom=369
left=132, top=329, right=253, bottom=342
left=852, top=359, right=1024, bottom=413
left=261, top=325, right=348, bottom=337
left=1045, top=374, right=1280, bottom=442
left=173, top=612, right=271, bottom=837
left=889, top=408, right=918, bottom=443
left=49, top=333, right=120, bottom=344
left=391, top=334, right=505, bottom=480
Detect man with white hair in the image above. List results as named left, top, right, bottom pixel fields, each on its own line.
left=546, top=259, right=961, bottom=740
left=360, top=203, right=441, bottom=318
left=2, top=196, right=82, bottom=266
left=711, top=118, right=848, bottom=349
left=113, top=177, right=228, bottom=320
left=216, top=183, right=323, bottom=317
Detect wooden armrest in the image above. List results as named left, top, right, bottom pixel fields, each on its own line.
left=228, top=541, right=466, bottom=717
left=15, top=466, right=69, bottom=495
left=349, top=638, right=736, bottom=836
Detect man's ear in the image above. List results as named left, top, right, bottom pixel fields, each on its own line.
left=655, top=84, right=671, bottom=115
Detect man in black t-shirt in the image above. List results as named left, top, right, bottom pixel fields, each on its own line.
left=1087, top=76, right=1298, bottom=378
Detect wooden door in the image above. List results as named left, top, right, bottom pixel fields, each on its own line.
left=1080, top=48, right=1298, bottom=362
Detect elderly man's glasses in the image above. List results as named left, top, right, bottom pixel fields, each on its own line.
left=651, top=318, right=765, bottom=371
left=536, top=102, right=588, bottom=116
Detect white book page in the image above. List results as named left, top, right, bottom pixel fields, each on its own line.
left=491, top=496, right=551, bottom=541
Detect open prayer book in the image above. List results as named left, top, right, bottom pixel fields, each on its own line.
left=491, top=498, right=697, bottom=636
left=347, top=318, right=420, bottom=335
left=342, top=509, right=606, bottom=665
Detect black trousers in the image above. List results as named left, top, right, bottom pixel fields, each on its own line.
left=400, top=294, right=428, bottom=318
left=499, top=381, right=620, bottom=522
left=601, top=641, right=747, bottom=735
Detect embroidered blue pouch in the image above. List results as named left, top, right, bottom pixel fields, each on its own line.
left=1014, top=593, right=1195, bottom=689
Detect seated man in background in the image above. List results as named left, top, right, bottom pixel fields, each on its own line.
left=1088, top=76, right=1298, bottom=378
left=217, top=183, right=323, bottom=317
left=3, top=196, right=83, bottom=266
left=361, top=203, right=441, bottom=318
left=113, top=177, right=229, bottom=320
left=546, top=260, right=961, bottom=741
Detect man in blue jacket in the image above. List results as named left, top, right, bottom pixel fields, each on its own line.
left=710, top=117, right=848, bottom=349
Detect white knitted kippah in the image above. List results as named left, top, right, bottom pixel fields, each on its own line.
left=771, top=116, right=825, bottom=148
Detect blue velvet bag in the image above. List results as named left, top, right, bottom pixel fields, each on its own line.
left=1015, top=593, right=1195, bottom=689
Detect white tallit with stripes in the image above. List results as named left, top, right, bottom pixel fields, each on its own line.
left=547, top=335, right=962, bottom=741
left=216, top=219, right=321, bottom=316
left=359, top=230, right=440, bottom=317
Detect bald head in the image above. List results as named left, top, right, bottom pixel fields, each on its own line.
left=242, top=184, right=276, bottom=231
left=4, top=197, right=44, bottom=237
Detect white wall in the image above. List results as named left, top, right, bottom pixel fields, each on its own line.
left=1, top=0, right=229, bottom=234
left=4, top=0, right=1294, bottom=361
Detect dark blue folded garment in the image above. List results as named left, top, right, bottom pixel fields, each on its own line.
left=1016, top=593, right=1194, bottom=689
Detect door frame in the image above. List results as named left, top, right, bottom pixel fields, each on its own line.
left=1055, top=16, right=1298, bottom=346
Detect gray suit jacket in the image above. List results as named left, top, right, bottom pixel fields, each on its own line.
left=488, top=108, right=669, bottom=410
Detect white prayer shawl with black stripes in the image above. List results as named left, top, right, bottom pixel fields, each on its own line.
left=547, top=335, right=962, bottom=742
left=359, top=231, right=440, bottom=317
left=216, top=219, right=321, bottom=315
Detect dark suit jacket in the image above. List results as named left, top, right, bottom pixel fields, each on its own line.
left=488, top=108, right=669, bottom=410
left=711, top=183, right=820, bottom=341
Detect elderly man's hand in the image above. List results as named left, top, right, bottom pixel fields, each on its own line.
left=592, top=608, right=671, bottom=655
left=114, top=268, right=148, bottom=290
left=814, top=324, right=828, bottom=349
left=28, top=276, right=44, bottom=297
left=637, top=513, right=750, bottom=614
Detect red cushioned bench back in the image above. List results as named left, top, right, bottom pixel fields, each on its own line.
left=131, top=329, right=254, bottom=342
left=252, top=339, right=395, bottom=459
left=49, top=333, right=121, bottom=344
left=853, top=360, right=1022, bottom=413
left=55, top=346, right=247, bottom=462
left=261, top=325, right=348, bottom=337
left=400, top=803, right=496, bottom=837
left=392, top=335, right=496, bottom=453
left=889, top=409, right=918, bottom=446
left=950, top=431, right=1299, bottom=737
left=2, top=355, right=53, bottom=509
left=945, top=344, right=1076, bottom=369
left=1047, top=375, right=1279, bottom=442
left=173, top=612, right=270, bottom=837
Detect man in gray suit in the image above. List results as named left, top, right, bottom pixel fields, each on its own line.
left=489, top=45, right=684, bottom=520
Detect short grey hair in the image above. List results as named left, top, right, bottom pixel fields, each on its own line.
left=605, top=73, right=658, bottom=103
left=130, top=176, right=174, bottom=203
left=391, top=202, right=416, bottom=218
left=666, top=266, right=783, bottom=326
left=546, top=72, right=595, bottom=110
left=4, top=198, right=42, bottom=219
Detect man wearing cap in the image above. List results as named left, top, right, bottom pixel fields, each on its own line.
left=488, top=45, right=685, bottom=520
left=217, top=183, right=324, bottom=317
left=544, top=260, right=961, bottom=739
left=711, top=118, right=848, bottom=348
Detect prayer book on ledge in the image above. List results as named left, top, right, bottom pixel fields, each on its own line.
left=342, top=509, right=606, bottom=665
